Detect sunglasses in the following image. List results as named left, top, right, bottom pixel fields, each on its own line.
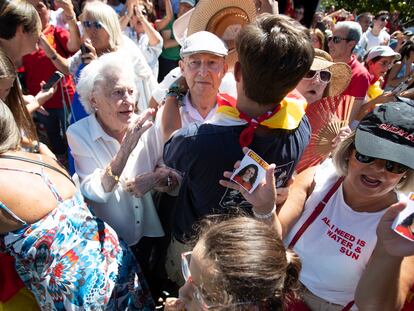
left=354, top=150, right=408, bottom=174
left=328, top=36, right=350, bottom=44
left=303, top=70, right=332, bottom=83
left=380, top=16, right=388, bottom=22
left=82, top=20, right=104, bottom=30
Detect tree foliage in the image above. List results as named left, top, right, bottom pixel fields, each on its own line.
left=319, top=0, right=414, bottom=26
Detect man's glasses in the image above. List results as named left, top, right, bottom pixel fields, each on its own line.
left=303, top=70, right=332, bottom=83
left=354, top=150, right=408, bottom=174
left=380, top=16, right=388, bottom=22
left=82, top=20, right=104, bottom=30
left=328, top=36, right=350, bottom=44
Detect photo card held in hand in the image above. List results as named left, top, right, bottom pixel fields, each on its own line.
left=392, top=192, right=414, bottom=242
left=230, top=149, right=269, bottom=194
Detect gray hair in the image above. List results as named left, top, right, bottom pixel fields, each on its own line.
left=336, top=21, right=362, bottom=43
left=332, top=132, right=414, bottom=194
left=0, top=100, right=20, bottom=153
left=81, top=1, right=123, bottom=50
left=77, top=52, right=138, bottom=114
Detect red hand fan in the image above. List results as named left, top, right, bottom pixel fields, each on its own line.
left=295, top=95, right=355, bottom=173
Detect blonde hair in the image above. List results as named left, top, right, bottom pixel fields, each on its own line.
left=332, top=132, right=414, bottom=194
left=81, top=1, right=123, bottom=51
left=0, top=100, right=21, bottom=153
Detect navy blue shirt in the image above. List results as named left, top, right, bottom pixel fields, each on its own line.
left=164, top=117, right=311, bottom=241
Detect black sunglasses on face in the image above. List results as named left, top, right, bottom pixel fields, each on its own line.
left=354, top=150, right=409, bottom=174
left=328, top=36, right=350, bottom=44
left=380, top=16, right=388, bottom=22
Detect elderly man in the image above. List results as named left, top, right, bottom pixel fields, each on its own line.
left=163, top=14, right=313, bottom=284
left=328, top=21, right=371, bottom=120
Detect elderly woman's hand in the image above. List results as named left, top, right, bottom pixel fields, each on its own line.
left=120, top=108, right=154, bottom=155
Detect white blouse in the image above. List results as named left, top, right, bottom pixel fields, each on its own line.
left=67, top=114, right=164, bottom=246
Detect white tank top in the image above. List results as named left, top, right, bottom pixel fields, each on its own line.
left=284, top=160, right=403, bottom=307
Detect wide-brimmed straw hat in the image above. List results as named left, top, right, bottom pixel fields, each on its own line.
left=311, top=49, right=352, bottom=97
left=173, top=0, right=256, bottom=51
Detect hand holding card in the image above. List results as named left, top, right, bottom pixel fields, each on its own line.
left=230, top=149, right=269, bottom=194
left=392, top=193, right=414, bottom=242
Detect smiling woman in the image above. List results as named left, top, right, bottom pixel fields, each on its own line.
left=66, top=52, right=164, bottom=281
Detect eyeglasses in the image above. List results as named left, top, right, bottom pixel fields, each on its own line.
left=303, top=70, right=332, bottom=83
left=328, top=36, right=350, bottom=44
left=380, top=16, right=388, bottom=22
left=82, top=20, right=104, bottom=30
left=181, top=251, right=213, bottom=309
left=354, top=150, right=409, bottom=174
left=181, top=251, right=255, bottom=309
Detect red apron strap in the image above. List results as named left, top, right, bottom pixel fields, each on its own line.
left=288, top=176, right=345, bottom=249
left=342, top=300, right=354, bottom=311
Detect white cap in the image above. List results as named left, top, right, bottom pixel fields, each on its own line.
left=366, top=45, right=401, bottom=62
left=180, top=31, right=228, bottom=58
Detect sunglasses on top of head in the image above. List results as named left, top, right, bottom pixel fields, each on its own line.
left=354, top=150, right=409, bottom=174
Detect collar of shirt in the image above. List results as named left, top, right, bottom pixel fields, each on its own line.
left=89, top=113, right=121, bottom=145
left=181, top=93, right=218, bottom=124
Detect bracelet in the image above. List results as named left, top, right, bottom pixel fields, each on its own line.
left=106, top=165, right=120, bottom=183
left=166, top=85, right=186, bottom=106
left=252, top=204, right=276, bottom=220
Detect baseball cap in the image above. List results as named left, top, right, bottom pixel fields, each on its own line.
left=180, top=31, right=228, bottom=58
left=366, top=45, right=400, bottom=62
left=355, top=100, right=414, bottom=169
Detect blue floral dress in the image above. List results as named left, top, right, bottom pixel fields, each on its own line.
left=0, top=167, right=155, bottom=310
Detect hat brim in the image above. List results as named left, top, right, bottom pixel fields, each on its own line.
left=187, top=0, right=256, bottom=50
left=355, top=129, right=414, bottom=169
left=311, top=58, right=352, bottom=97
left=173, top=8, right=194, bottom=47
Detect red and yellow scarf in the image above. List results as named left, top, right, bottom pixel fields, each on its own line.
left=208, top=90, right=307, bottom=146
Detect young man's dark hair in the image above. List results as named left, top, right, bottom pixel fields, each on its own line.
left=374, top=10, right=389, bottom=20
left=236, top=14, right=314, bottom=105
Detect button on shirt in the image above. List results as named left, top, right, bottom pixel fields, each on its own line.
left=66, top=114, right=164, bottom=246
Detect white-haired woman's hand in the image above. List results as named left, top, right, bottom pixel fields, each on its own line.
left=120, top=109, right=154, bottom=155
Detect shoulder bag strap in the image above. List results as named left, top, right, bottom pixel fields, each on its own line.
left=288, top=176, right=345, bottom=248
left=0, top=154, right=75, bottom=185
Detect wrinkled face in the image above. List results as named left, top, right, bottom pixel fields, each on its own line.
left=345, top=149, right=406, bottom=200
left=180, top=53, right=227, bottom=99
left=0, top=77, right=15, bottom=101
left=368, top=56, right=393, bottom=79
left=82, top=13, right=110, bottom=53
left=328, top=27, right=353, bottom=61
left=91, top=72, right=137, bottom=133
left=296, top=71, right=329, bottom=104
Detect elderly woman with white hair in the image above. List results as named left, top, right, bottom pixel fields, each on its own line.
left=66, top=52, right=164, bottom=280
left=44, top=0, right=157, bottom=123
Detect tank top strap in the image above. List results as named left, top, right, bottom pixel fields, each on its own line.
left=37, top=157, right=64, bottom=203
left=0, top=201, right=27, bottom=226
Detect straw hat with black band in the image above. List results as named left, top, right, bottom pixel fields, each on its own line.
left=173, top=0, right=256, bottom=60
left=312, top=49, right=352, bottom=97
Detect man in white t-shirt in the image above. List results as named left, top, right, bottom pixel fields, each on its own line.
left=358, top=11, right=390, bottom=52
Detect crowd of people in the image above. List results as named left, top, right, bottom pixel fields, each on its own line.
left=0, top=0, right=413, bottom=310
